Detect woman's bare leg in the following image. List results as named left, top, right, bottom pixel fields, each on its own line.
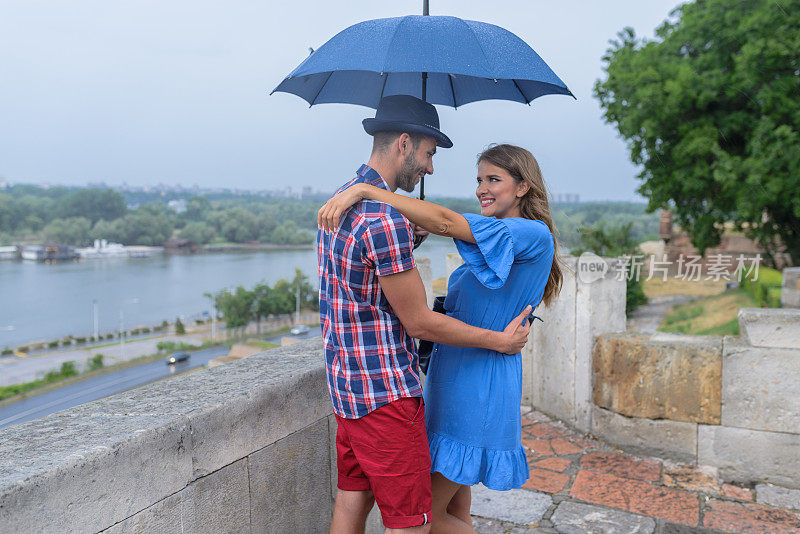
left=430, top=473, right=475, bottom=534
left=446, top=485, right=471, bottom=525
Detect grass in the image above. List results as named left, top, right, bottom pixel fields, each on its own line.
left=243, top=340, right=280, bottom=350
left=658, top=289, right=758, bottom=336
left=643, top=277, right=728, bottom=298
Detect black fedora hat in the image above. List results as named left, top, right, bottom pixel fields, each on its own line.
left=363, top=95, right=453, bottom=148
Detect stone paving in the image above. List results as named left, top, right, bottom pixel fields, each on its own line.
left=469, top=408, right=800, bottom=533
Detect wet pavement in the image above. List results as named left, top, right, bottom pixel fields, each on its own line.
left=468, top=408, right=800, bottom=533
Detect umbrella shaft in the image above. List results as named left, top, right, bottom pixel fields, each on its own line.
left=423, top=0, right=429, bottom=16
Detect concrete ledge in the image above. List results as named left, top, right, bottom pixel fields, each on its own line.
left=698, top=424, right=800, bottom=489
left=590, top=406, right=697, bottom=463
left=0, top=339, right=334, bottom=533
left=739, top=308, right=800, bottom=349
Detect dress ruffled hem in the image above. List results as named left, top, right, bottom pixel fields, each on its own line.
left=428, top=430, right=529, bottom=491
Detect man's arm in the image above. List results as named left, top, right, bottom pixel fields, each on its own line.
left=378, top=268, right=531, bottom=355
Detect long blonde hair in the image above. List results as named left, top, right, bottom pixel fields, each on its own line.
left=477, top=144, right=564, bottom=306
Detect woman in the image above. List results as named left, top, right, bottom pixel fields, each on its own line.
left=319, top=144, right=563, bottom=533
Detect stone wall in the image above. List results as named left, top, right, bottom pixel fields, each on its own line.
left=0, top=340, right=336, bottom=533
left=783, top=267, right=800, bottom=308
left=520, top=255, right=627, bottom=432
left=591, top=308, right=800, bottom=488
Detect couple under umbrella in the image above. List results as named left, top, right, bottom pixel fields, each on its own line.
left=274, top=12, right=572, bottom=534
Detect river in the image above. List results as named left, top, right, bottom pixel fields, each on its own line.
left=0, top=238, right=457, bottom=348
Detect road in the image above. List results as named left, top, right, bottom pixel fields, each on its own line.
left=0, top=330, right=321, bottom=430
left=0, top=345, right=229, bottom=430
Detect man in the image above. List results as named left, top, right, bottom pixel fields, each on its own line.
left=319, top=95, right=531, bottom=534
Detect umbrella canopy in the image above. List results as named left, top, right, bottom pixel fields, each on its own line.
left=272, top=15, right=573, bottom=109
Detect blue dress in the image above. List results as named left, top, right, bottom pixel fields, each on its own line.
left=424, top=213, right=555, bottom=491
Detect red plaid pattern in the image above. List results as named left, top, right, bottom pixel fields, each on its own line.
left=318, top=165, right=421, bottom=419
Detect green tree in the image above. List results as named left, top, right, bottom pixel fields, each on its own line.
left=43, top=217, right=92, bottom=246
left=178, top=222, right=216, bottom=245
left=108, top=207, right=174, bottom=245
left=289, top=268, right=318, bottom=312
left=594, top=0, right=800, bottom=266
left=175, top=317, right=186, bottom=335
left=57, top=189, right=127, bottom=225
left=268, top=279, right=295, bottom=315
left=252, top=282, right=273, bottom=335
left=572, top=222, right=648, bottom=316
left=185, top=196, right=212, bottom=221
left=214, top=286, right=255, bottom=335
left=211, top=208, right=259, bottom=243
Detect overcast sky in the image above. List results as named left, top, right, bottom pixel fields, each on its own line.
left=0, top=0, right=684, bottom=200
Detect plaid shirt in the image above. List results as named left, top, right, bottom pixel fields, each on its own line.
left=318, top=164, right=421, bottom=419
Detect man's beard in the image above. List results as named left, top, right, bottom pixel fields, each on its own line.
left=396, top=153, right=424, bottom=193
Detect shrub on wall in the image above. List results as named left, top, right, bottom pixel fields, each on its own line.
left=741, top=267, right=782, bottom=308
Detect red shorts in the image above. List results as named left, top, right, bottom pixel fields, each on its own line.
left=335, top=397, right=432, bottom=529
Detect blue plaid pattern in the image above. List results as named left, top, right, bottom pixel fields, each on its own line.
left=318, top=165, right=421, bottom=419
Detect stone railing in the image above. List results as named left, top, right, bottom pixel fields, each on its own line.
left=0, top=340, right=336, bottom=533
left=592, top=308, right=800, bottom=488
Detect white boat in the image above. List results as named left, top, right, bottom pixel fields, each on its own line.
left=0, top=246, right=17, bottom=260
left=76, top=239, right=130, bottom=259
left=21, top=245, right=44, bottom=261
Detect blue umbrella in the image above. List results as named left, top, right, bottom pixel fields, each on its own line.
left=272, top=15, right=574, bottom=109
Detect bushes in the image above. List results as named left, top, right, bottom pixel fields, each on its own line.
left=174, top=318, right=185, bottom=335
left=157, top=341, right=199, bottom=353
left=87, top=354, right=104, bottom=371
left=43, top=361, right=78, bottom=382
left=740, top=267, right=782, bottom=308
left=48, top=341, right=59, bottom=348
left=1, top=349, right=12, bottom=356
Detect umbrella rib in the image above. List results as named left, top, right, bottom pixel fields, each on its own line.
left=309, top=71, right=334, bottom=107
left=379, top=72, right=389, bottom=102
left=448, top=74, right=457, bottom=109
left=512, top=79, right=530, bottom=105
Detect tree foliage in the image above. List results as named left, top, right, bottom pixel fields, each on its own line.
left=571, top=222, right=648, bottom=316
left=57, top=189, right=127, bottom=225
left=594, top=0, right=800, bottom=266
left=43, top=217, right=92, bottom=246
left=212, top=269, right=317, bottom=332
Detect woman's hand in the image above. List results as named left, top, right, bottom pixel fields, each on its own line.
left=496, top=305, right=532, bottom=355
left=317, top=184, right=368, bottom=232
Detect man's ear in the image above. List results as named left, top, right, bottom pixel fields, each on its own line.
left=397, top=133, right=412, bottom=157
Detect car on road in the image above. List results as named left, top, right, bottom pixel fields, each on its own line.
left=166, top=352, right=190, bottom=365
left=290, top=325, right=310, bottom=336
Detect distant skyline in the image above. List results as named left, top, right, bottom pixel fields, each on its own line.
left=0, top=1, right=684, bottom=200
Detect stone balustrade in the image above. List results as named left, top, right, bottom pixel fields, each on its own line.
left=0, top=340, right=336, bottom=533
